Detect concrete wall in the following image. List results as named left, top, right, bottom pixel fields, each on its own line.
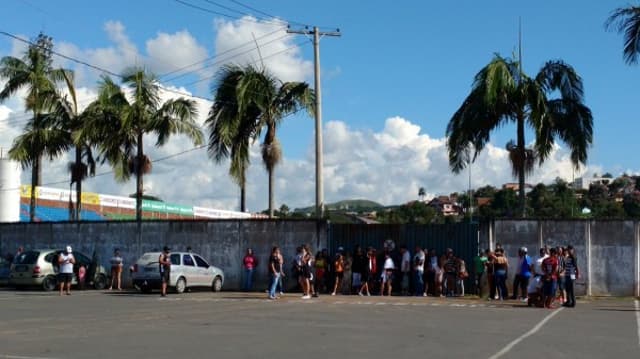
left=493, top=220, right=640, bottom=297
left=0, top=220, right=328, bottom=291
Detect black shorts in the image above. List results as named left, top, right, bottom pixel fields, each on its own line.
left=336, top=272, right=344, bottom=280
left=361, top=271, right=370, bottom=282
left=160, top=271, right=170, bottom=284
left=58, top=273, right=73, bottom=284
left=302, top=266, right=312, bottom=279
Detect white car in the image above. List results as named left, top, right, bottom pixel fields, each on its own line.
left=132, top=251, right=224, bottom=293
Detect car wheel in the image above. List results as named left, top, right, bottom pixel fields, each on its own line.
left=94, top=274, right=108, bottom=290
left=42, top=275, right=57, bottom=291
left=175, top=277, right=186, bottom=294
left=211, top=276, right=223, bottom=292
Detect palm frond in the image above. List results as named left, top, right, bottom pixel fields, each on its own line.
left=536, top=60, right=584, bottom=101
left=506, top=140, right=536, bottom=178
left=605, top=6, right=640, bottom=65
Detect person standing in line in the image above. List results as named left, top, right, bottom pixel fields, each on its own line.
left=13, top=246, right=24, bottom=263
left=473, top=250, right=487, bottom=297
left=351, top=246, right=364, bottom=295
left=331, top=252, right=344, bottom=296
left=109, top=248, right=124, bottom=291
left=426, top=249, right=438, bottom=296
left=443, top=249, right=458, bottom=297
left=511, top=249, right=524, bottom=299
left=58, top=246, right=75, bottom=296
left=493, top=248, right=509, bottom=300
left=541, top=247, right=559, bottom=309
left=358, top=248, right=373, bottom=296
left=556, top=247, right=567, bottom=305
left=380, top=252, right=395, bottom=296
left=302, top=245, right=315, bottom=298
left=456, top=257, right=468, bottom=297
left=159, top=246, right=171, bottom=297
left=314, top=250, right=328, bottom=294
left=276, top=249, right=285, bottom=295
left=563, top=245, right=579, bottom=308
left=517, top=248, right=532, bottom=301
left=268, top=247, right=283, bottom=300
left=485, top=249, right=496, bottom=300
left=413, top=246, right=426, bottom=297
left=399, top=245, right=411, bottom=296
left=242, top=248, right=257, bottom=292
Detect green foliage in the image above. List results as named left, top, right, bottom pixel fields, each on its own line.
left=377, top=201, right=440, bottom=224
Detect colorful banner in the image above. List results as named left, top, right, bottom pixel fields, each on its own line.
left=81, top=192, right=100, bottom=205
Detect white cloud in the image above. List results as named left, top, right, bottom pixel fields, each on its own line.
left=146, top=30, right=208, bottom=75
left=213, top=17, right=313, bottom=83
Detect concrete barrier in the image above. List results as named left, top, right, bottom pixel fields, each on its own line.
left=0, top=220, right=328, bottom=291
left=492, top=220, right=640, bottom=297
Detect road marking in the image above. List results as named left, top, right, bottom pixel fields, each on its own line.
left=635, top=300, right=640, bottom=348
left=488, top=307, right=564, bottom=359
left=0, top=355, right=57, bottom=359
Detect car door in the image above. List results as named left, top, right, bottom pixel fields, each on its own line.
left=170, top=254, right=181, bottom=285
left=193, top=254, right=212, bottom=286
left=181, top=254, right=198, bottom=286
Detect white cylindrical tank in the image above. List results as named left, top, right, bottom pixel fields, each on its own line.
left=0, top=153, right=21, bottom=222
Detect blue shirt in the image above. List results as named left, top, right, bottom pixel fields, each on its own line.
left=521, top=255, right=532, bottom=278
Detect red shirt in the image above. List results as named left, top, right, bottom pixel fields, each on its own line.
left=243, top=255, right=256, bottom=270
left=542, top=256, right=559, bottom=280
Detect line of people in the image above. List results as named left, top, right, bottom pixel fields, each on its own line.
left=477, top=244, right=579, bottom=308
left=244, top=244, right=470, bottom=299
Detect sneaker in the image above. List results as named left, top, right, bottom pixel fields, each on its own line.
left=358, top=292, right=364, bottom=297
left=280, top=292, right=284, bottom=295
left=423, top=293, right=427, bottom=297
left=312, top=293, right=319, bottom=298
left=302, top=295, right=311, bottom=299
left=521, top=298, right=528, bottom=303
left=331, top=292, right=336, bottom=296
left=268, top=296, right=276, bottom=300
left=366, top=293, right=371, bottom=296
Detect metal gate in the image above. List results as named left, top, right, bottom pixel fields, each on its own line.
left=329, top=222, right=479, bottom=256
left=328, top=222, right=480, bottom=290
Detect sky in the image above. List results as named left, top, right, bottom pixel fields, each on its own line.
left=0, top=0, right=638, bottom=212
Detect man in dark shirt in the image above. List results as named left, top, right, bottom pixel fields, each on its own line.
left=159, top=246, right=171, bottom=297
left=351, top=246, right=366, bottom=294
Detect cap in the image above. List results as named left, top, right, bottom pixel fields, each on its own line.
left=337, top=246, right=344, bottom=252
left=66, top=246, right=73, bottom=253
left=163, top=246, right=170, bottom=252
left=520, top=247, right=527, bottom=253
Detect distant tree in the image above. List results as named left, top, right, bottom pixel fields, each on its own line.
left=279, top=204, right=290, bottom=217
left=602, top=172, right=613, bottom=178
left=418, top=187, right=426, bottom=201
left=623, top=192, right=640, bottom=218
left=475, top=185, right=498, bottom=199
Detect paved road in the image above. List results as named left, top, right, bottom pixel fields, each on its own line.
left=0, top=289, right=638, bottom=359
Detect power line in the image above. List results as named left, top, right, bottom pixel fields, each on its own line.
left=163, top=33, right=291, bottom=83
left=174, top=0, right=287, bottom=26
left=182, top=38, right=309, bottom=87
left=229, top=0, right=307, bottom=28
left=158, top=26, right=285, bottom=79
left=0, top=106, right=307, bottom=192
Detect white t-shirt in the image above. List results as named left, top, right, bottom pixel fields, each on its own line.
left=59, top=253, right=74, bottom=274
left=384, top=257, right=395, bottom=270
left=110, top=256, right=123, bottom=266
left=401, top=251, right=411, bottom=272
left=414, top=251, right=425, bottom=272
left=533, top=255, right=548, bottom=275
left=430, top=256, right=439, bottom=271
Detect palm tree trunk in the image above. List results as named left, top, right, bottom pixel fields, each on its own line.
left=240, top=183, right=246, bottom=213
left=268, top=166, right=274, bottom=218
left=29, top=158, right=39, bottom=222
left=136, top=131, right=144, bottom=222
left=75, top=146, right=82, bottom=221
left=517, top=113, right=526, bottom=218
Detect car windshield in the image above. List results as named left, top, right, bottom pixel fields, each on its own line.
left=14, top=251, right=39, bottom=265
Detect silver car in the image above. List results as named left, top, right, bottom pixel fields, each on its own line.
left=132, top=251, right=224, bottom=294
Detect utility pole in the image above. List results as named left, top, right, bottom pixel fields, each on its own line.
left=287, top=26, right=340, bottom=219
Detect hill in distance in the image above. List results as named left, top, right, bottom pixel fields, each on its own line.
left=294, top=199, right=384, bottom=214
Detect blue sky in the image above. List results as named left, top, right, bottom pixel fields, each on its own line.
left=0, top=0, right=638, bottom=209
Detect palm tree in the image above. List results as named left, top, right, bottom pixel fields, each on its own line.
left=208, top=64, right=314, bottom=218
left=418, top=187, right=426, bottom=201
left=87, top=68, right=204, bottom=221
left=605, top=6, right=640, bottom=65
left=446, top=54, right=593, bottom=217
left=0, top=33, right=70, bottom=221
left=49, top=71, right=96, bottom=220
left=206, top=65, right=260, bottom=212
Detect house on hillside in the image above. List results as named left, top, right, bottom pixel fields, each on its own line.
left=502, top=183, right=533, bottom=192
left=427, top=196, right=463, bottom=216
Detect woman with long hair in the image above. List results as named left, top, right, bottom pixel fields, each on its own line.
left=331, top=253, right=344, bottom=296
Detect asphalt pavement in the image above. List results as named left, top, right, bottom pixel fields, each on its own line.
left=0, top=289, right=638, bottom=359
